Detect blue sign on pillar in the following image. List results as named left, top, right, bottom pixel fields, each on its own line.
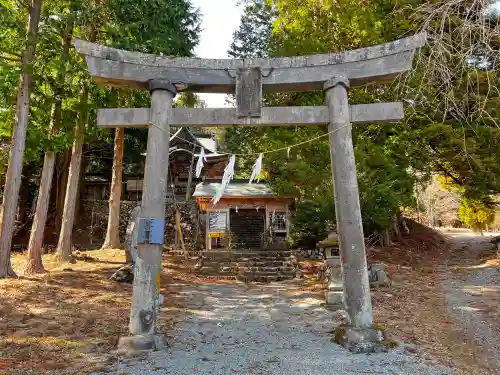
left=137, top=218, right=165, bottom=245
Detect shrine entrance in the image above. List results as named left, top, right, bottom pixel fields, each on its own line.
left=229, top=208, right=265, bottom=249
left=75, top=33, right=425, bottom=351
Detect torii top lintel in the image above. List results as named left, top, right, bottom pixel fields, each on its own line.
left=74, top=33, right=426, bottom=94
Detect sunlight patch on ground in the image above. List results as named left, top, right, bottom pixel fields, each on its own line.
left=454, top=305, right=482, bottom=313
left=291, top=297, right=324, bottom=307
left=472, top=258, right=500, bottom=268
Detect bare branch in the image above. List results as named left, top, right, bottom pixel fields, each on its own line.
left=399, top=0, right=500, bottom=130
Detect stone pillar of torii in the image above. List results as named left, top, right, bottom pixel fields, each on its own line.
left=75, top=33, right=425, bottom=353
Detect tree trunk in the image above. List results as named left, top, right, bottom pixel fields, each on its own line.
left=25, top=16, right=73, bottom=274
left=393, top=213, right=402, bottom=240
left=102, top=128, right=125, bottom=249
left=175, top=208, right=187, bottom=259
left=25, top=153, right=55, bottom=273
left=379, top=230, right=394, bottom=247
left=384, top=230, right=393, bottom=247
left=378, top=232, right=385, bottom=247
left=55, top=149, right=71, bottom=232
left=56, top=88, right=88, bottom=262
left=0, top=0, right=43, bottom=278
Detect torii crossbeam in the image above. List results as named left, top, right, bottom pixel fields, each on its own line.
left=75, top=33, right=425, bottom=353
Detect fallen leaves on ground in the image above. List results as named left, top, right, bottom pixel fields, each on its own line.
left=370, top=224, right=498, bottom=374
left=295, top=221, right=491, bottom=374
left=1, top=249, right=187, bottom=375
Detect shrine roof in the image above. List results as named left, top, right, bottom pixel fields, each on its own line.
left=170, top=127, right=217, bottom=153
left=193, top=181, right=275, bottom=198
left=197, top=137, right=217, bottom=153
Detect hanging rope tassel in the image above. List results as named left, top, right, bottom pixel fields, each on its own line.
left=249, top=154, right=263, bottom=184
left=212, top=155, right=236, bottom=205
left=195, top=148, right=206, bottom=178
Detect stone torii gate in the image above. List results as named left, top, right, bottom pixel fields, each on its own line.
left=75, top=33, right=425, bottom=352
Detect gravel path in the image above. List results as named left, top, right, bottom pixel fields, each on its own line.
left=96, top=281, right=455, bottom=375
left=440, top=231, right=500, bottom=374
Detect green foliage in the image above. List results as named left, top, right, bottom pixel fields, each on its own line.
left=226, top=0, right=417, bottom=242
left=175, top=92, right=206, bottom=108
left=291, top=199, right=335, bottom=248
left=229, top=0, right=274, bottom=59
left=398, top=0, right=500, bottom=198
left=356, top=135, right=416, bottom=233
left=270, top=0, right=388, bottom=55
left=0, top=0, right=201, bottom=180
left=226, top=0, right=500, bottom=244
left=105, top=0, right=200, bottom=55
left=458, top=198, right=495, bottom=232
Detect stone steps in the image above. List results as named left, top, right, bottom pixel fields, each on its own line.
left=199, top=260, right=295, bottom=268
left=236, top=260, right=286, bottom=267
left=166, top=249, right=299, bottom=283
left=197, top=263, right=295, bottom=274
left=238, top=257, right=290, bottom=262
left=241, top=270, right=296, bottom=277
left=240, top=266, right=295, bottom=273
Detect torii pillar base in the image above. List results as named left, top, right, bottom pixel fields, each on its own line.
left=117, top=334, right=167, bottom=355
left=333, top=325, right=390, bottom=354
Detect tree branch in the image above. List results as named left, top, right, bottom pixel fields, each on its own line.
left=427, top=144, right=467, bottom=186
left=15, top=0, right=32, bottom=10
left=0, top=48, right=22, bottom=58
left=0, top=54, right=21, bottom=63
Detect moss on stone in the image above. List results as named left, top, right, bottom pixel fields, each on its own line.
left=331, top=323, right=399, bottom=352
left=380, top=339, right=399, bottom=349
left=372, top=323, right=399, bottom=349
left=331, top=325, right=347, bottom=345
left=318, top=237, right=339, bottom=246
left=372, top=323, right=386, bottom=332
left=200, top=269, right=218, bottom=276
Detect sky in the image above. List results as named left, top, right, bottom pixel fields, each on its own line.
left=191, top=0, right=243, bottom=108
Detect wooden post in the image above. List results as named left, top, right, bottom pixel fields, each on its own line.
left=185, top=144, right=196, bottom=201
left=119, top=80, right=176, bottom=352
left=324, top=77, right=373, bottom=328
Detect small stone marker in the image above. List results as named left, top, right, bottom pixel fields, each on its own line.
left=324, top=256, right=345, bottom=309
left=368, top=263, right=391, bottom=287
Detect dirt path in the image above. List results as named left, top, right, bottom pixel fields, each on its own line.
left=96, top=281, right=454, bottom=375
left=440, top=229, right=500, bottom=374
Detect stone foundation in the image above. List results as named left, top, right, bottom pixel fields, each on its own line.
left=298, top=248, right=324, bottom=259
